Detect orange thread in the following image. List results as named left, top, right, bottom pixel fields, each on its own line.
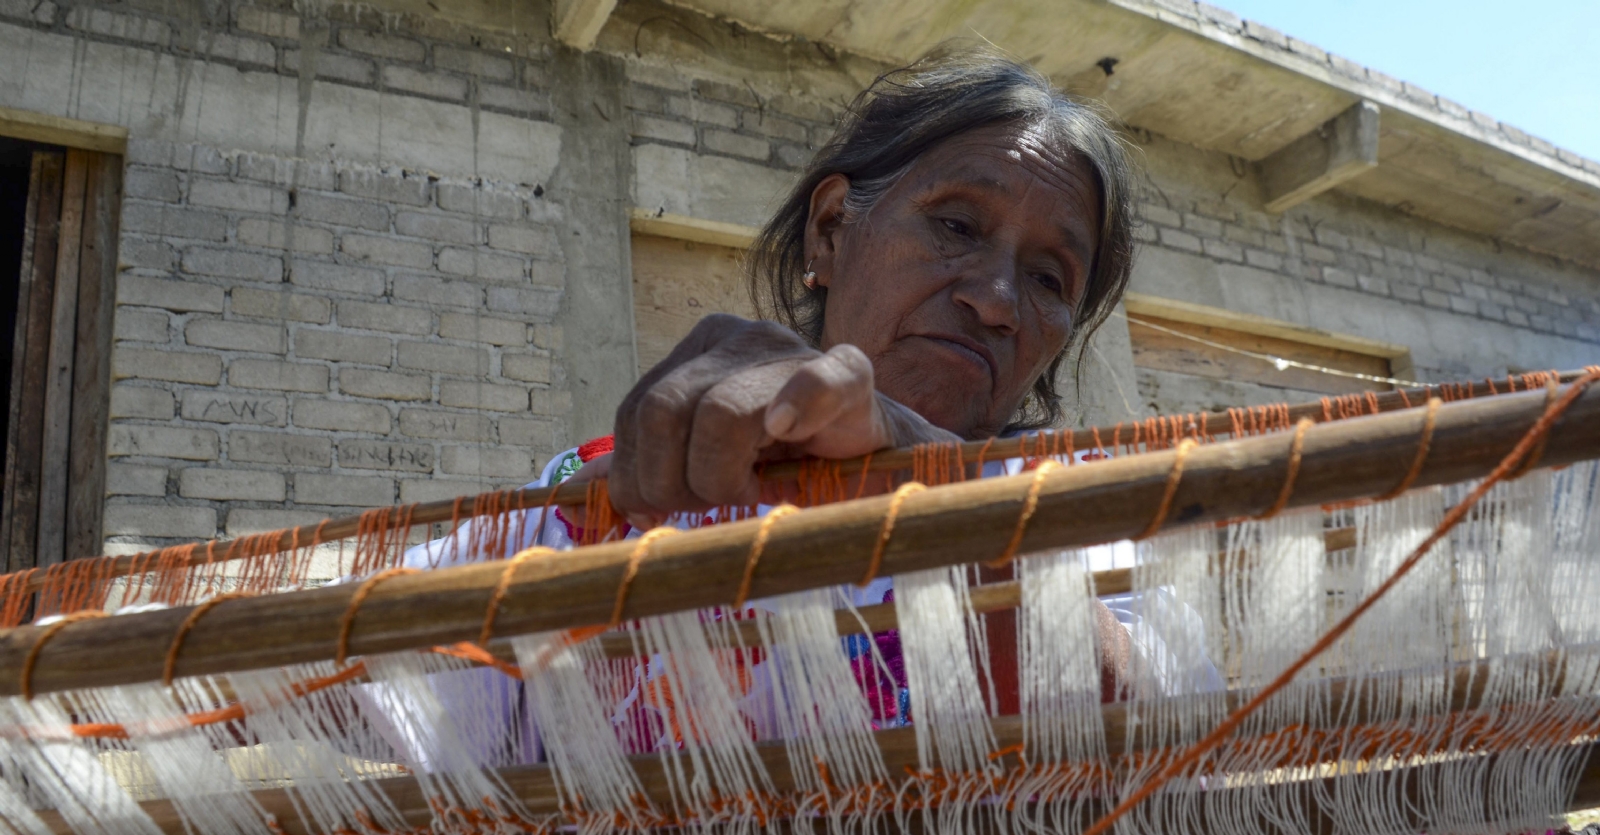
left=859, top=482, right=925, bottom=587
left=854, top=453, right=875, bottom=500
left=163, top=591, right=256, bottom=687
left=337, top=567, right=418, bottom=666
left=1510, top=376, right=1560, bottom=479
left=479, top=547, right=556, bottom=647
left=1255, top=418, right=1313, bottom=520
left=1134, top=438, right=1198, bottom=541
left=611, top=527, right=679, bottom=628
left=986, top=460, right=1061, bottom=569
left=22, top=611, right=108, bottom=700
left=1080, top=371, right=1600, bottom=835
left=734, top=504, right=800, bottom=610
left=1376, top=397, right=1441, bottom=501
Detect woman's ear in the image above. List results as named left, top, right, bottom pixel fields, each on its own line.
left=803, top=174, right=851, bottom=288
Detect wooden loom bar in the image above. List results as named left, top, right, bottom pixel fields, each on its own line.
left=10, top=369, right=1572, bottom=597
left=30, top=649, right=1592, bottom=835
left=2, top=383, right=1597, bottom=697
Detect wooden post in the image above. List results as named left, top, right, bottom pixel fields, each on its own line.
left=65, top=152, right=120, bottom=561
left=34, top=149, right=88, bottom=569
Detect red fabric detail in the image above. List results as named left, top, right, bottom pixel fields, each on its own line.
left=978, top=562, right=1021, bottom=716
left=577, top=435, right=615, bottom=462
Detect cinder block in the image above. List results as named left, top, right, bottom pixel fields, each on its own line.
left=632, top=115, right=695, bottom=145
left=498, top=416, right=561, bottom=450
left=118, top=275, right=225, bottom=313
left=1201, top=239, right=1244, bottom=263
left=294, top=398, right=393, bottom=434
left=486, top=286, right=561, bottom=318
left=226, top=509, right=327, bottom=537
left=229, top=359, right=330, bottom=393
left=290, top=261, right=385, bottom=296
left=122, top=204, right=229, bottom=241
left=395, top=211, right=480, bottom=244
left=441, top=445, right=532, bottom=479
left=112, top=348, right=223, bottom=384
left=337, top=440, right=434, bottom=472
left=182, top=247, right=282, bottom=282
left=199, top=32, right=278, bottom=67
left=501, top=354, right=552, bottom=383
left=339, top=301, right=432, bottom=334
left=125, top=167, right=181, bottom=202
left=436, top=183, right=522, bottom=219
left=339, top=368, right=431, bottom=401
left=231, top=287, right=331, bottom=324
left=530, top=260, right=564, bottom=289
left=1158, top=228, right=1203, bottom=254
left=0, top=0, right=55, bottom=24
left=439, top=380, right=527, bottom=412
left=66, top=7, right=169, bottom=45
left=486, top=224, right=558, bottom=256
left=179, top=467, right=287, bottom=501
left=743, top=114, right=808, bottom=144
left=235, top=154, right=337, bottom=190
left=529, top=387, right=572, bottom=417
left=531, top=323, right=562, bottom=352
left=477, top=84, right=547, bottom=115
left=701, top=130, right=770, bottom=161
left=187, top=178, right=289, bottom=214
left=237, top=218, right=334, bottom=253
left=107, top=463, right=168, bottom=497
left=235, top=6, right=299, bottom=40
left=110, top=385, right=175, bottom=420
left=114, top=308, right=170, bottom=343
left=341, top=233, right=434, bottom=268
left=180, top=391, right=289, bottom=426
left=185, top=319, right=286, bottom=353
left=228, top=430, right=332, bottom=467
left=294, top=193, right=391, bottom=231
left=400, top=478, right=489, bottom=505
left=280, top=47, right=377, bottom=86
left=398, top=409, right=493, bottom=442
left=338, top=169, right=431, bottom=207
left=433, top=46, right=514, bottom=80
left=119, top=238, right=175, bottom=270
left=692, top=78, right=759, bottom=108
left=397, top=341, right=488, bottom=375
left=383, top=65, right=468, bottom=100
left=337, top=28, right=424, bottom=62
left=108, top=425, right=220, bottom=461
left=102, top=504, right=215, bottom=539
left=295, top=329, right=391, bottom=365
left=393, top=275, right=483, bottom=309
left=294, top=472, right=396, bottom=507
left=438, top=312, right=527, bottom=346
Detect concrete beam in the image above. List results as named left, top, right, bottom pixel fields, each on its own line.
left=552, top=0, right=618, bottom=50
left=1256, top=100, right=1380, bottom=213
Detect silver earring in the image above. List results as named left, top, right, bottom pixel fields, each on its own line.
left=802, top=259, right=818, bottom=290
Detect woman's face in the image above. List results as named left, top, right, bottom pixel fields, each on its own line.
left=805, top=123, right=1103, bottom=439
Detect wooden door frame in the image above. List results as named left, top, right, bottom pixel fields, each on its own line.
left=0, top=132, right=124, bottom=571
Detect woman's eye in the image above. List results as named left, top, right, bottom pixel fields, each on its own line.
left=1032, top=273, right=1063, bottom=295
left=940, top=218, right=973, bottom=238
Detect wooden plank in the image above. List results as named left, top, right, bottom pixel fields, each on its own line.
left=33, top=149, right=88, bottom=569
left=1, top=151, right=64, bottom=574
left=1258, top=100, right=1380, bottom=213
left=628, top=208, right=760, bottom=249
left=630, top=232, right=756, bottom=372
left=1129, top=314, right=1393, bottom=395
left=1122, top=291, right=1411, bottom=360
left=66, top=152, right=120, bottom=561
left=0, top=106, right=127, bottom=155
left=552, top=0, right=619, bottom=49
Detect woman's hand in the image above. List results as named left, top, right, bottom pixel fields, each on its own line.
left=605, top=314, right=958, bottom=521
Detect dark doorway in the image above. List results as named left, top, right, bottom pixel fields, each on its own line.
left=0, top=138, right=46, bottom=487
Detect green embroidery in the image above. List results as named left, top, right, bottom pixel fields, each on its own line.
left=551, top=450, right=584, bottom=485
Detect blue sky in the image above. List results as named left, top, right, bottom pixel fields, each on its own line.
left=1214, top=1, right=1600, bottom=163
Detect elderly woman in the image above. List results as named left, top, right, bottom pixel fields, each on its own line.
left=398, top=49, right=1217, bottom=762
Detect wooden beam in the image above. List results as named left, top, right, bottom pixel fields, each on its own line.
left=629, top=207, right=760, bottom=249
left=3, top=383, right=1598, bottom=697
left=552, top=0, right=618, bottom=50
left=1123, top=292, right=1410, bottom=360
left=0, top=106, right=127, bottom=154
left=1, top=152, right=64, bottom=574
left=1257, top=100, right=1380, bottom=213
left=66, top=153, right=121, bottom=561
left=34, top=150, right=88, bottom=569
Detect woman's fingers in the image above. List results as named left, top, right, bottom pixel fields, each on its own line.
left=764, top=344, right=892, bottom=458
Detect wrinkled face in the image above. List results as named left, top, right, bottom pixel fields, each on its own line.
left=805, top=123, right=1103, bottom=439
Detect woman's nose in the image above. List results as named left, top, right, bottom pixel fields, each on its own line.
left=950, top=255, right=1022, bottom=335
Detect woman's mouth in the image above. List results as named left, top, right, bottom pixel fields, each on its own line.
left=916, top=334, right=996, bottom=383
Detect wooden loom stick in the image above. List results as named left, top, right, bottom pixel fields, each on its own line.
left=26, top=648, right=1597, bottom=835
left=2, top=383, right=1598, bottom=697
left=9, top=368, right=1579, bottom=601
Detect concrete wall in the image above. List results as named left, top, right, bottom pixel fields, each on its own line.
left=0, top=0, right=1594, bottom=555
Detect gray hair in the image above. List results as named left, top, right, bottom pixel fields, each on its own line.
left=748, top=44, right=1139, bottom=431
